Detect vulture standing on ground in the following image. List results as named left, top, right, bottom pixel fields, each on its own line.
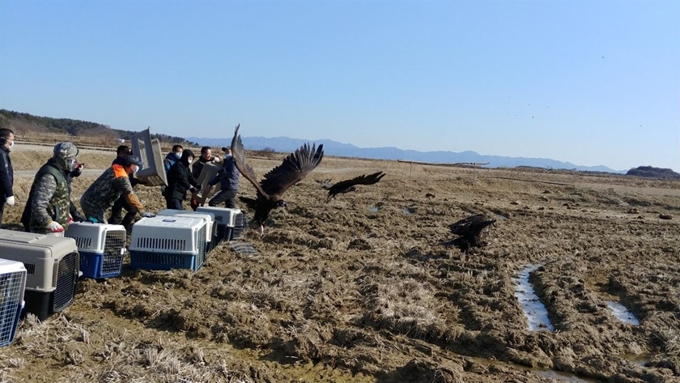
left=319, top=171, right=386, bottom=201
left=231, top=124, right=324, bottom=234
left=442, top=214, right=496, bottom=252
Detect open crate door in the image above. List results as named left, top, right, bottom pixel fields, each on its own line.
left=131, top=128, right=167, bottom=186
left=192, top=162, right=220, bottom=206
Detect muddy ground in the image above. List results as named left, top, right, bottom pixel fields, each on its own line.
left=1, top=147, right=679, bottom=383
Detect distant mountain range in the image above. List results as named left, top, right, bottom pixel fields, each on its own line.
left=187, top=135, right=625, bottom=173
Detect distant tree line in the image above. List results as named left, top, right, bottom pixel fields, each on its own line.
left=626, top=166, right=680, bottom=180
left=0, top=109, right=199, bottom=146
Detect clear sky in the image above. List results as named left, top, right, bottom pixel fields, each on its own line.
left=1, top=0, right=678, bottom=171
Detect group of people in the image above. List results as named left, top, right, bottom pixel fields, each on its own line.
left=0, top=127, right=240, bottom=236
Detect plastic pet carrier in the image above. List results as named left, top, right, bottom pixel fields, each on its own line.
left=65, top=222, right=127, bottom=279
left=196, top=207, right=246, bottom=241
left=0, top=229, right=79, bottom=321
left=157, top=209, right=218, bottom=253
left=129, top=216, right=207, bottom=272
left=0, top=258, right=26, bottom=348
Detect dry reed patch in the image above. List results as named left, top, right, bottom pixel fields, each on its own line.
left=358, top=274, right=447, bottom=340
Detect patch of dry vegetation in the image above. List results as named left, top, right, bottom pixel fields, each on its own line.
left=1, top=144, right=679, bottom=383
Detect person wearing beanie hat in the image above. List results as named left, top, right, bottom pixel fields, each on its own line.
left=80, top=151, right=155, bottom=226
left=21, top=142, right=79, bottom=234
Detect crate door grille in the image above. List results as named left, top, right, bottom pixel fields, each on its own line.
left=0, top=271, right=24, bottom=347
left=73, top=236, right=93, bottom=249
left=196, top=226, right=207, bottom=270
left=103, top=230, right=126, bottom=275
left=53, top=252, right=78, bottom=312
left=136, top=237, right=187, bottom=251
left=233, top=213, right=248, bottom=239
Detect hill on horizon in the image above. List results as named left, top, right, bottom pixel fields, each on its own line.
left=0, top=109, right=198, bottom=147
left=188, top=135, right=627, bottom=174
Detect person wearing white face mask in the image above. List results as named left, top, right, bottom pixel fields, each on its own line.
left=164, top=149, right=201, bottom=210
left=0, top=128, right=15, bottom=227
left=21, top=142, right=79, bottom=235
left=80, top=154, right=155, bottom=226
left=163, top=144, right=183, bottom=174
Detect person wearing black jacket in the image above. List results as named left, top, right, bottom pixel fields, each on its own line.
left=0, top=128, right=15, bottom=227
left=165, top=149, right=201, bottom=210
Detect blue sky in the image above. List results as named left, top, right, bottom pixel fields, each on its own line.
left=1, top=0, right=678, bottom=171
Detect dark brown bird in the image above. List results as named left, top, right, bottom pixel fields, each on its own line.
left=442, top=214, right=496, bottom=252
left=323, top=171, right=386, bottom=201
left=231, top=125, right=324, bottom=234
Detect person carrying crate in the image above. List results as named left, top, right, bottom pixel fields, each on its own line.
left=80, top=154, right=155, bottom=227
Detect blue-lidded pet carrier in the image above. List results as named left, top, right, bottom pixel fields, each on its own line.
left=196, top=207, right=246, bottom=242
left=156, top=209, right=217, bottom=254
left=65, top=222, right=127, bottom=279
left=129, top=216, right=207, bottom=272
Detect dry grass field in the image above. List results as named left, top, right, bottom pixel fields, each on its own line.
left=0, top=144, right=679, bottom=383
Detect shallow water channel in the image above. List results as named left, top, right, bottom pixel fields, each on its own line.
left=605, top=300, right=640, bottom=325
left=512, top=264, right=554, bottom=331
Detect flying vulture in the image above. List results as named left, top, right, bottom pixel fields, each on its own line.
left=442, top=214, right=496, bottom=252
left=321, top=171, right=386, bottom=201
left=231, top=124, right=324, bottom=234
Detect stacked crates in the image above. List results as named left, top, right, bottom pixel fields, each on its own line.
left=0, top=229, right=79, bottom=321
left=129, top=216, right=207, bottom=272
left=156, top=209, right=217, bottom=253
left=65, top=222, right=127, bottom=279
left=0, top=259, right=26, bottom=348
left=196, top=207, right=245, bottom=242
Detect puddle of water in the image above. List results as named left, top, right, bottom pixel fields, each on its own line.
left=535, top=370, right=599, bottom=383
left=368, top=206, right=380, bottom=213
left=605, top=301, right=640, bottom=325
left=512, top=264, right=554, bottom=331
left=401, top=207, right=415, bottom=215
left=463, top=355, right=599, bottom=383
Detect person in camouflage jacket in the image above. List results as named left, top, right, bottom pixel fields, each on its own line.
left=21, top=142, right=79, bottom=235
left=80, top=154, right=154, bottom=224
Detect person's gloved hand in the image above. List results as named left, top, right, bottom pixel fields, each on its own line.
left=47, top=221, right=65, bottom=233
left=70, top=165, right=83, bottom=178
left=140, top=212, right=156, bottom=218
left=189, top=186, right=197, bottom=194
left=5, top=196, right=15, bottom=206
left=72, top=213, right=84, bottom=223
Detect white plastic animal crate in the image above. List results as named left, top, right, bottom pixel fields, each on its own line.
left=129, top=216, right=207, bottom=272
left=157, top=209, right=217, bottom=249
left=0, top=229, right=79, bottom=321
left=65, top=222, right=127, bottom=279
left=195, top=207, right=246, bottom=241
left=0, top=258, right=26, bottom=348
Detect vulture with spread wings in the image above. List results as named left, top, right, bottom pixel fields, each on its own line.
left=231, top=125, right=324, bottom=234
left=321, top=171, right=386, bottom=201
left=442, top=214, right=496, bottom=252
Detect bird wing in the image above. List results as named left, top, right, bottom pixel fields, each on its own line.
left=316, top=179, right=334, bottom=190
left=449, top=215, right=495, bottom=235
left=230, top=124, right=267, bottom=197
left=328, top=171, right=386, bottom=196
left=260, top=143, right=324, bottom=196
